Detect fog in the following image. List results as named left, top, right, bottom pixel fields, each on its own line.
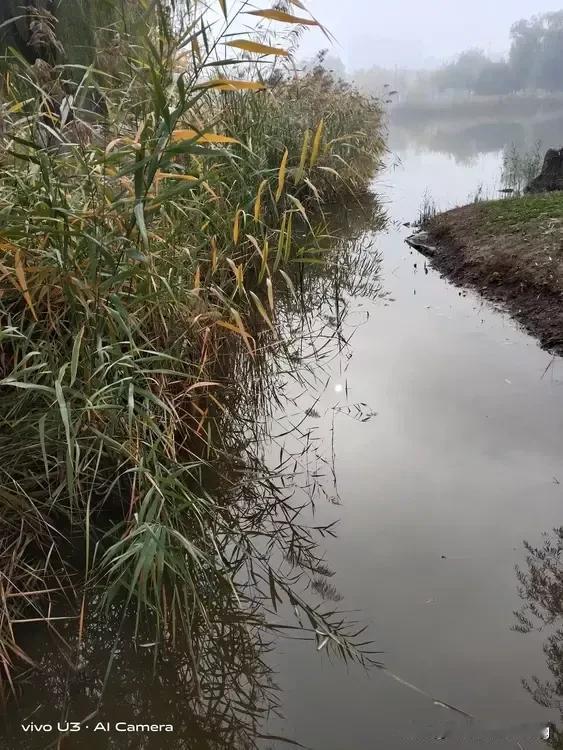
left=299, top=0, right=563, bottom=71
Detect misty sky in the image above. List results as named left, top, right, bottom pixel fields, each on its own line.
left=298, top=0, right=563, bottom=70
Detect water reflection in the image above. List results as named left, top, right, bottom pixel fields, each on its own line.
left=233, top=197, right=385, bottom=422
left=515, top=528, right=563, bottom=748
left=390, top=107, right=563, bottom=165
left=3, top=599, right=275, bottom=749
left=0, top=199, right=387, bottom=750
left=264, top=136, right=563, bottom=749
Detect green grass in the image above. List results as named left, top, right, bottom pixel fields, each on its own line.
left=475, top=191, right=563, bottom=231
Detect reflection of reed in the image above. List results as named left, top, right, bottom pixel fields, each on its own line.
left=224, top=195, right=386, bottom=438
left=207, top=195, right=387, bottom=658
left=4, top=596, right=276, bottom=749
left=515, top=528, right=563, bottom=747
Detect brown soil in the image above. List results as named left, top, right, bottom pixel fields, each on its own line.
left=423, top=192, right=563, bottom=354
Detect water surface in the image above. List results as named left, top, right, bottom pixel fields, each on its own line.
left=266, top=122, right=563, bottom=748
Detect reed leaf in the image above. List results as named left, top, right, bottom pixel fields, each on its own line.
left=227, top=40, right=289, bottom=56
left=247, top=9, right=317, bottom=25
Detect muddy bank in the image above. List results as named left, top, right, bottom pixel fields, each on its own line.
left=409, top=192, right=563, bottom=354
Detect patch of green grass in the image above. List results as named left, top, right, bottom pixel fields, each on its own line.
left=478, top=191, right=563, bottom=231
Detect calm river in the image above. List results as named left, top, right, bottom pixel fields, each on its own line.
left=265, top=114, right=563, bottom=749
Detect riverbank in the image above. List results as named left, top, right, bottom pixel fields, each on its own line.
left=415, top=192, right=563, bottom=353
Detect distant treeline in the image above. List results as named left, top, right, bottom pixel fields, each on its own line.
left=436, top=11, right=563, bottom=95
left=353, top=11, right=563, bottom=98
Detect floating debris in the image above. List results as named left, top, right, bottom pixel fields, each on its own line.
left=378, top=666, right=476, bottom=721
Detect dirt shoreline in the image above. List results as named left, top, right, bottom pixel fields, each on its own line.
left=409, top=192, right=563, bottom=355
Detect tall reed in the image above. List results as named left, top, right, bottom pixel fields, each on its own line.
left=0, top=0, right=385, bottom=690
